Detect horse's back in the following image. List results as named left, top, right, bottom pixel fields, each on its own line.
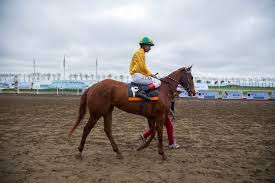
left=86, top=79, right=127, bottom=106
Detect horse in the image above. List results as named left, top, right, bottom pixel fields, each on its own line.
left=69, top=66, right=196, bottom=160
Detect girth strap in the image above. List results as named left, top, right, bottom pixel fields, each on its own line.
left=139, top=100, right=149, bottom=115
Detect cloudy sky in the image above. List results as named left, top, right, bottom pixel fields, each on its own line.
left=0, top=0, right=274, bottom=78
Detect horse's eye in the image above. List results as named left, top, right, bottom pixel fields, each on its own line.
left=191, top=76, right=193, bottom=79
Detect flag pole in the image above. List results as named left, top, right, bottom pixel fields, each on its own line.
left=63, top=55, right=66, bottom=80
left=96, top=58, right=98, bottom=82
left=33, top=58, right=36, bottom=83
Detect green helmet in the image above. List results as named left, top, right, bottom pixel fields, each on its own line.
left=139, top=36, right=154, bottom=46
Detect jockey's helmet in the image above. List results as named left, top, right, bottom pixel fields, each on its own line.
left=139, top=37, right=154, bottom=46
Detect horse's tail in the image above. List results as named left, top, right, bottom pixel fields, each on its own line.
left=69, top=89, right=88, bottom=137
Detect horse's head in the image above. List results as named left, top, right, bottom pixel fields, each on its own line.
left=178, top=66, right=196, bottom=96
left=162, top=65, right=196, bottom=96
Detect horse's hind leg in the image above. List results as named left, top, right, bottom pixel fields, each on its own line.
left=78, top=115, right=100, bottom=153
left=103, top=108, right=123, bottom=159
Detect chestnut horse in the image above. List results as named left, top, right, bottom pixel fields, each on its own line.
left=69, top=66, right=195, bottom=160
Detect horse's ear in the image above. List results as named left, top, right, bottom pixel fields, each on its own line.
left=180, top=65, right=193, bottom=71
left=187, top=65, right=193, bottom=71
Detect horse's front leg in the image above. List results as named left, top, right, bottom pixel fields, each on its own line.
left=137, top=118, right=155, bottom=151
left=156, top=116, right=167, bottom=160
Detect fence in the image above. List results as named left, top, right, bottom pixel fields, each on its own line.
left=0, top=80, right=89, bottom=96
left=222, top=91, right=243, bottom=99
left=177, top=90, right=273, bottom=100
left=1, top=80, right=275, bottom=100
left=0, top=88, right=84, bottom=96
left=197, top=90, right=219, bottom=99
left=246, top=91, right=269, bottom=100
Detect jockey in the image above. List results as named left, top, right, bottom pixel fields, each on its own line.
left=129, top=36, right=161, bottom=99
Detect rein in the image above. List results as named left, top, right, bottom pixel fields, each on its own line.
left=159, top=76, right=179, bottom=85
left=159, top=77, right=179, bottom=97
left=160, top=72, right=191, bottom=94
left=167, top=76, right=180, bottom=84
left=160, top=74, right=182, bottom=88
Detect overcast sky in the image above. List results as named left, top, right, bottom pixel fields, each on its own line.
left=0, top=0, right=274, bottom=78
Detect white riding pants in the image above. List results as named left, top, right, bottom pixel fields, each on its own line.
left=131, top=73, right=161, bottom=88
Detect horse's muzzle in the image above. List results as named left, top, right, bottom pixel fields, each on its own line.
left=188, top=91, right=196, bottom=96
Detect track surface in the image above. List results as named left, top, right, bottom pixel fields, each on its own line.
left=0, top=95, right=274, bottom=183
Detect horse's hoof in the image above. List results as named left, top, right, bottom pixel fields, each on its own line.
left=162, top=154, right=168, bottom=160
left=137, top=146, right=144, bottom=151
left=116, top=153, right=123, bottom=159
left=78, top=146, right=83, bottom=153
left=67, top=137, right=73, bottom=145
left=159, top=152, right=168, bottom=160
left=75, top=152, right=83, bottom=160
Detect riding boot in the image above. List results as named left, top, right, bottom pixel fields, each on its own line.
left=137, top=90, right=151, bottom=100
left=147, top=90, right=159, bottom=97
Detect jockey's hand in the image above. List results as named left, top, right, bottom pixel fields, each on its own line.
left=151, top=73, right=159, bottom=79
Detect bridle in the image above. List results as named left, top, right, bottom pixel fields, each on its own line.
left=162, top=69, right=192, bottom=95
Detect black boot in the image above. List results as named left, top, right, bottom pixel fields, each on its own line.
left=137, top=90, right=151, bottom=100
left=141, top=85, right=150, bottom=92
left=147, top=90, right=159, bottom=97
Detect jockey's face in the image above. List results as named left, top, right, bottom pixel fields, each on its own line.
left=143, top=45, right=151, bottom=52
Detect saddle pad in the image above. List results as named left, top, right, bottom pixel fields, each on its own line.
left=128, top=82, right=158, bottom=98
left=128, top=96, right=159, bottom=101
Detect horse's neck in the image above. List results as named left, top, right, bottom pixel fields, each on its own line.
left=159, top=71, right=181, bottom=100
left=159, top=78, right=178, bottom=102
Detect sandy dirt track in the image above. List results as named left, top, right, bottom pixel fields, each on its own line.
left=0, top=95, right=274, bottom=183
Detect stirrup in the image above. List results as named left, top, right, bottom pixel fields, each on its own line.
left=147, top=90, right=159, bottom=97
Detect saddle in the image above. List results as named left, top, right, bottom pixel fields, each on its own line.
left=128, top=82, right=159, bottom=101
